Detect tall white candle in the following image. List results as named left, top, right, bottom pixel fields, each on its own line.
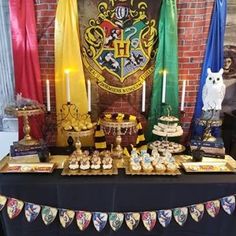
left=65, top=70, right=71, bottom=103
left=141, top=80, right=146, bottom=112
left=87, top=79, right=91, bottom=112
left=46, top=79, right=51, bottom=112
left=180, top=80, right=186, bottom=111
left=162, top=70, right=167, bottom=103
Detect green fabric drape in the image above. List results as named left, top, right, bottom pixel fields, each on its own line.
left=146, top=0, right=179, bottom=142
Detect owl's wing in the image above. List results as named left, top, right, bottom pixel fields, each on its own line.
left=220, top=84, right=226, bottom=100
left=202, top=84, right=207, bottom=100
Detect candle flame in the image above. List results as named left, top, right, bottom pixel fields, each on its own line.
left=64, top=69, right=70, bottom=74
left=159, top=69, right=168, bottom=75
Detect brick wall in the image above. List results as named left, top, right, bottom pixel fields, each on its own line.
left=34, top=0, right=215, bottom=145
left=177, top=0, right=214, bottom=142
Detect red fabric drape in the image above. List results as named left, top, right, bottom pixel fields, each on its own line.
left=9, top=0, right=43, bottom=140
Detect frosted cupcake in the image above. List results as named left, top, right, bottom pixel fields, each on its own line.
left=80, top=156, right=90, bottom=170
left=154, top=163, right=166, bottom=172
left=90, top=155, right=101, bottom=170
left=102, top=153, right=113, bottom=170
left=166, top=163, right=178, bottom=172
left=68, top=159, right=79, bottom=170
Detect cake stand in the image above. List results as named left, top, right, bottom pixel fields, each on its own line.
left=151, top=116, right=184, bottom=154
left=100, top=118, right=137, bottom=158
left=5, top=105, right=45, bottom=146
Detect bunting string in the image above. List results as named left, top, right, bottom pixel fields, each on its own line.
left=0, top=193, right=235, bottom=232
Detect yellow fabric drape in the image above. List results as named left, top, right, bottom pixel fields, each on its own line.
left=55, top=0, right=88, bottom=145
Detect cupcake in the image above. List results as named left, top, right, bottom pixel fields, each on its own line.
left=68, top=160, right=79, bottom=170
left=102, top=155, right=113, bottom=170
left=154, top=163, right=166, bottom=172
left=90, top=154, right=101, bottom=170
left=166, top=163, right=177, bottom=172
left=130, top=162, right=142, bottom=172
left=142, top=163, right=153, bottom=172
left=80, top=156, right=90, bottom=170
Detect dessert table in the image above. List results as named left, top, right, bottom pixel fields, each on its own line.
left=1, top=165, right=236, bottom=236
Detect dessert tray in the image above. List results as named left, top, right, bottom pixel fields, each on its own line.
left=125, top=149, right=181, bottom=176
left=0, top=162, right=55, bottom=173
left=61, top=150, right=119, bottom=176
left=149, top=140, right=185, bottom=154
left=125, top=164, right=181, bottom=176
left=182, top=162, right=236, bottom=173
left=61, top=160, right=118, bottom=176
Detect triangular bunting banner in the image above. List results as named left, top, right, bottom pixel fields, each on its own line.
left=1, top=193, right=236, bottom=230
left=76, top=211, right=92, bottom=231
left=93, top=212, right=108, bottom=232
left=0, top=195, right=7, bottom=211
left=7, top=198, right=24, bottom=219
left=205, top=200, right=220, bottom=218
left=125, top=212, right=140, bottom=231
left=59, top=209, right=75, bottom=228
left=109, top=212, right=124, bottom=231
left=158, top=210, right=172, bottom=227
left=25, top=202, right=41, bottom=223
left=41, top=206, right=58, bottom=225
left=189, top=204, right=204, bottom=222
left=221, top=196, right=235, bottom=215
left=142, top=211, right=157, bottom=231
left=173, top=207, right=188, bottom=226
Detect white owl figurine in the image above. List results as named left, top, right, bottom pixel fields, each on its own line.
left=202, top=68, right=226, bottom=111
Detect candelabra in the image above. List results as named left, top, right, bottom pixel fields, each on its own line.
left=57, top=102, right=94, bottom=148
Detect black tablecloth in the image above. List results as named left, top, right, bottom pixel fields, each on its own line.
left=1, top=168, right=236, bottom=236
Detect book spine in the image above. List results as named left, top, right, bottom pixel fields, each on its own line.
left=190, top=145, right=225, bottom=154
left=10, top=144, right=43, bottom=152
left=10, top=147, right=40, bottom=157
left=190, top=141, right=224, bottom=148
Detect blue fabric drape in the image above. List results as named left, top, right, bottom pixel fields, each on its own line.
left=194, top=0, right=227, bottom=120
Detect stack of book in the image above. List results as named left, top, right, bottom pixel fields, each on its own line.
left=10, top=141, right=45, bottom=162
left=190, top=138, right=225, bottom=158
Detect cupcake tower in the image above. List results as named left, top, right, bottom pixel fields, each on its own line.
left=151, top=105, right=184, bottom=154
left=152, top=115, right=183, bottom=137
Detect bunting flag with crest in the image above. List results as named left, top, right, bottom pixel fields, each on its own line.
left=79, top=0, right=162, bottom=95
left=0, top=193, right=236, bottom=232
